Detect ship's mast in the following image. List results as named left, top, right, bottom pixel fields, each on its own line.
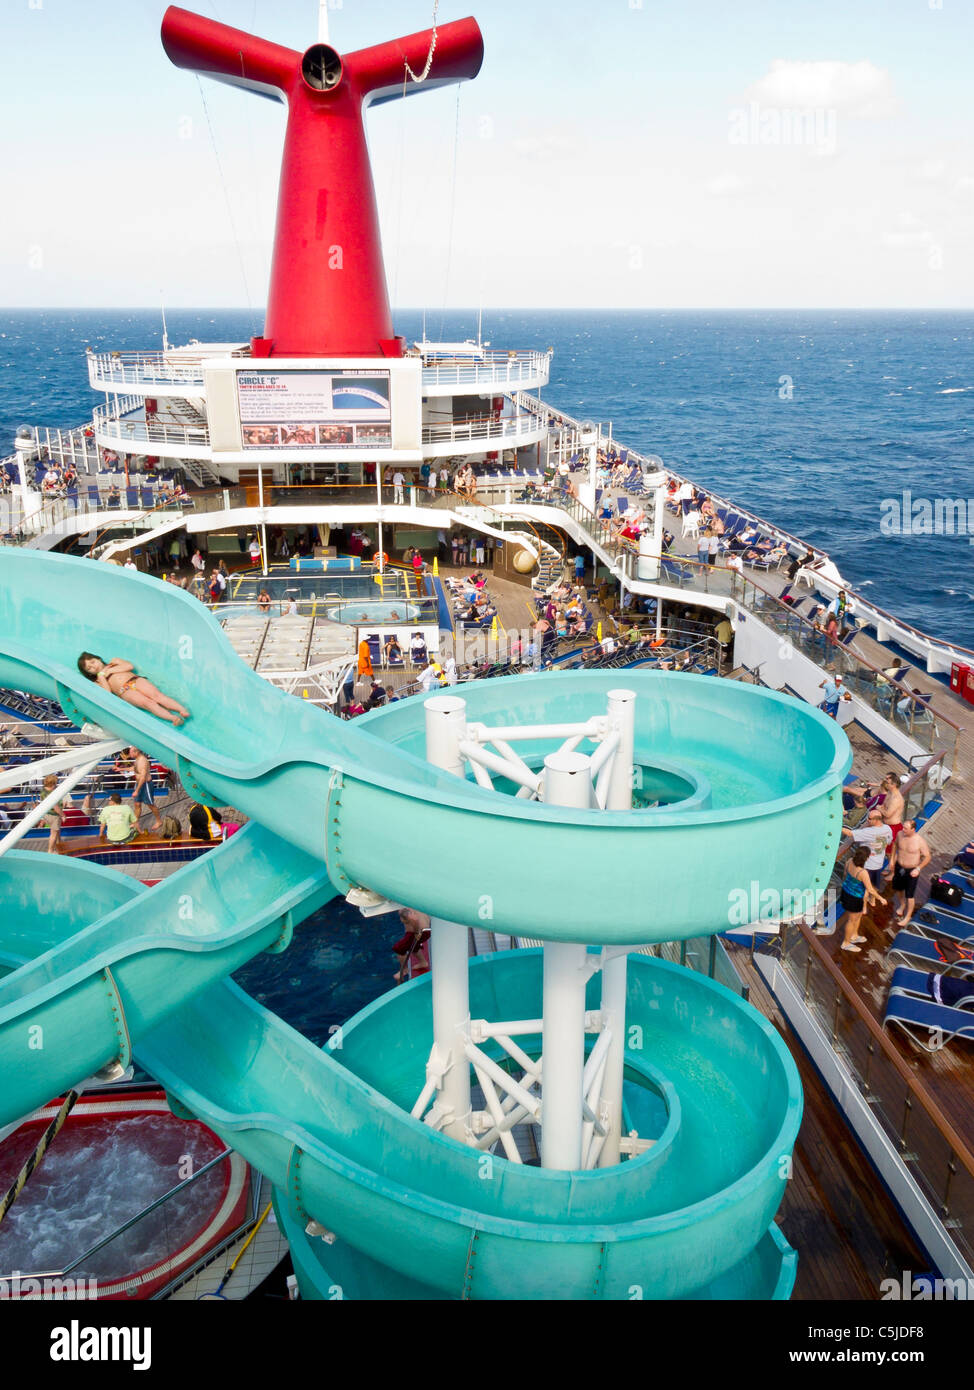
left=318, top=0, right=329, bottom=43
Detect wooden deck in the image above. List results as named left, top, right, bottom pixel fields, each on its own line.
left=729, top=945, right=927, bottom=1299
left=794, top=884, right=974, bottom=1171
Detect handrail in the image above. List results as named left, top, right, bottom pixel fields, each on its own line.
left=785, top=921, right=974, bottom=1184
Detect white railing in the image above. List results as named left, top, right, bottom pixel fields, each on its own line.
left=421, top=351, right=551, bottom=392
left=87, top=348, right=249, bottom=392
left=93, top=398, right=210, bottom=449
left=88, top=348, right=551, bottom=395
left=421, top=411, right=546, bottom=447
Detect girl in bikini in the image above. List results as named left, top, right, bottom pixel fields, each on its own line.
left=77, top=654, right=191, bottom=726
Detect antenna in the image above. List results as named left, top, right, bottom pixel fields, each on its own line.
left=160, top=297, right=170, bottom=353
left=318, top=0, right=330, bottom=43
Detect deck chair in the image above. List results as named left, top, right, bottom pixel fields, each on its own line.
left=409, top=634, right=428, bottom=666
left=87, top=485, right=101, bottom=509
left=912, top=906, right=974, bottom=945
left=682, top=511, right=701, bottom=540
left=140, top=486, right=154, bottom=508
left=888, top=930, right=974, bottom=975
left=919, top=889, right=974, bottom=930
left=366, top=634, right=382, bottom=669
left=888, top=965, right=967, bottom=999
left=125, top=487, right=139, bottom=508
left=883, top=990, right=974, bottom=1052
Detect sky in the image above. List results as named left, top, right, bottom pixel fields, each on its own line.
left=1, top=0, right=973, bottom=310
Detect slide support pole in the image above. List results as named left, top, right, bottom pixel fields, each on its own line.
left=540, top=751, right=591, bottom=1169
left=425, top=696, right=473, bottom=1143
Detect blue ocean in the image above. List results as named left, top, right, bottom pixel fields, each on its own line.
left=2, top=307, right=971, bottom=644
left=1, top=306, right=970, bottom=1038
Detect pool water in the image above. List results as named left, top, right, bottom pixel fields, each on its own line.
left=327, top=601, right=421, bottom=625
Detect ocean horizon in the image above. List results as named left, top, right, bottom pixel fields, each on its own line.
left=2, top=306, right=971, bottom=645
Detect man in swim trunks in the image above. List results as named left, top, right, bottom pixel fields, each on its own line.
left=885, top=819, right=931, bottom=927
left=130, top=747, right=164, bottom=835
left=878, top=772, right=906, bottom=840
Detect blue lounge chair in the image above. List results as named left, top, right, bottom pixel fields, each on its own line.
left=125, top=487, right=139, bottom=508
left=87, top=485, right=101, bottom=509
left=888, top=964, right=966, bottom=999
left=913, top=906, right=974, bottom=945
left=917, top=885, right=974, bottom=929
left=140, top=486, right=154, bottom=509
left=888, top=930, right=974, bottom=974
left=883, top=990, right=974, bottom=1052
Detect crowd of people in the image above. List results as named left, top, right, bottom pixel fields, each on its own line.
left=815, top=771, right=933, bottom=952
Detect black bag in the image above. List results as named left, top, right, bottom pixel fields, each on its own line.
left=930, top=876, right=964, bottom=909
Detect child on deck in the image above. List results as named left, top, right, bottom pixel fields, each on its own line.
left=77, top=653, right=191, bottom=726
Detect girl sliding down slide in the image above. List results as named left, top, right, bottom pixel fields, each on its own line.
left=77, top=653, right=191, bottom=726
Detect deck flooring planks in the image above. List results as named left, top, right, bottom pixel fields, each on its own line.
left=730, top=948, right=927, bottom=1300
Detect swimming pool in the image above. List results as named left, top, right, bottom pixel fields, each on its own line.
left=232, top=572, right=410, bottom=603
left=326, top=601, right=421, bottom=624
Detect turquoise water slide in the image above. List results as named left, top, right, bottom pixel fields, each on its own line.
left=0, top=550, right=849, bottom=945
left=0, top=549, right=850, bottom=1297
left=0, top=851, right=801, bottom=1300
left=0, top=829, right=334, bottom=1123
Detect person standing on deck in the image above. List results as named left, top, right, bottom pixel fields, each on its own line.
left=831, top=846, right=886, bottom=952
left=878, top=772, right=906, bottom=840
left=392, top=470, right=405, bottom=505
left=885, top=820, right=931, bottom=928
left=130, top=747, right=164, bottom=836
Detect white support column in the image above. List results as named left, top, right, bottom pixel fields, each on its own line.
left=425, top=695, right=472, bottom=1144
left=604, top=689, right=635, bottom=814
left=540, top=751, right=591, bottom=1169
left=597, top=952, right=628, bottom=1167
left=599, top=691, right=635, bottom=1167
left=257, top=466, right=268, bottom=578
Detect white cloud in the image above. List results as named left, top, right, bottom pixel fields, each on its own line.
left=745, top=60, right=898, bottom=118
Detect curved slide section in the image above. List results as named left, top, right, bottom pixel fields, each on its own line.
left=137, top=952, right=801, bottom=1300
left=0, top=847, right=801, bottom=1300
left=0, top=551, right=850, bottom=944
left=0, top=826, right=333, bottom=1126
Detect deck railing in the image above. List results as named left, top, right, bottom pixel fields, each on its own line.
left=420, top=411, right=546, bottom=447
left=93, top=398, right=210, bottom=449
